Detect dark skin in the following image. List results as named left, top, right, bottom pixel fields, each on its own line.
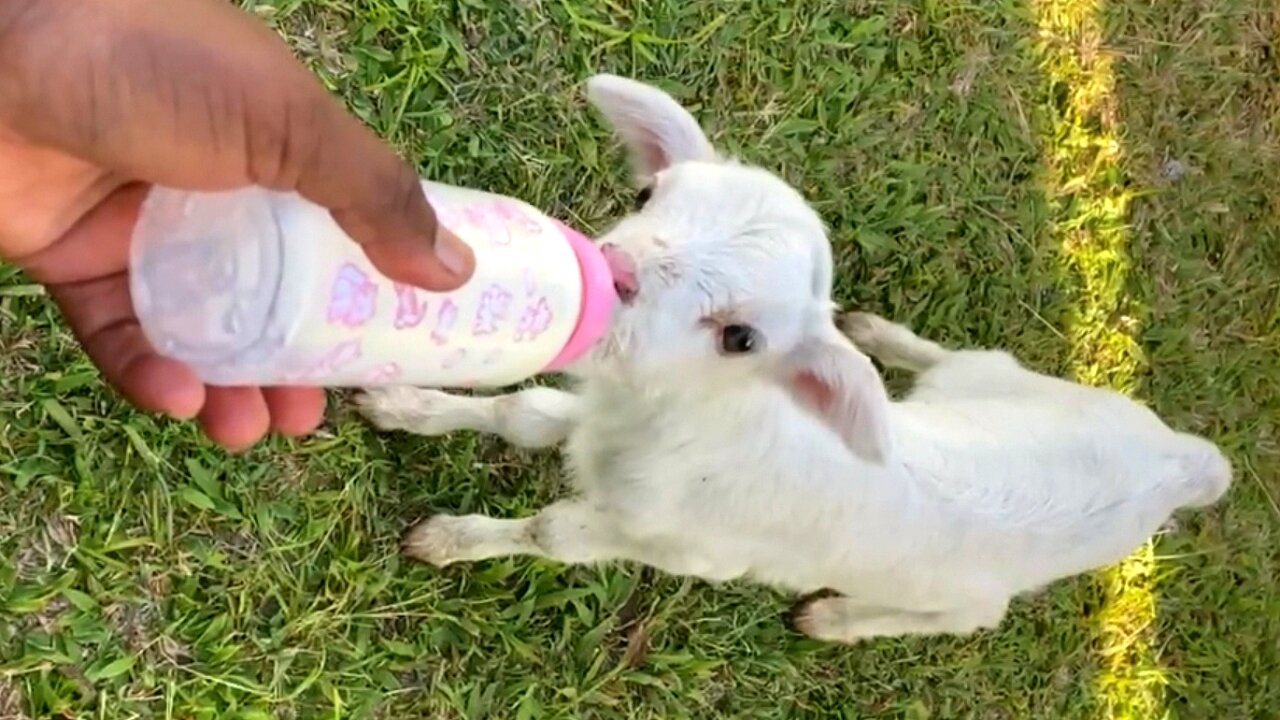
left=0, top=0, right=476, bottom=450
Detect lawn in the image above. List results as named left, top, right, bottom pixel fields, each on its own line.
left=2, top=0, right=1278, bottom=718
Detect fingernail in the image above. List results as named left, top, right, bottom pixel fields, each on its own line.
left=435, top=228, right=474, bottom=280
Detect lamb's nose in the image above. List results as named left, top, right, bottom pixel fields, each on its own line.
left=600, top=243, right=639, bottom=304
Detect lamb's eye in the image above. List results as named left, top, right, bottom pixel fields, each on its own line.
left=635, top=186, right=654, bottom=210
left=720, top=324, right=759, bottom=355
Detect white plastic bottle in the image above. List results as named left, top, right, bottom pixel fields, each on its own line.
left=128, top=182, right=618, bottom=388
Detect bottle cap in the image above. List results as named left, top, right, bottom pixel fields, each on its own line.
left=544, top=220, right=617, bottom=371
left=130, top=186, right=286, bottom=372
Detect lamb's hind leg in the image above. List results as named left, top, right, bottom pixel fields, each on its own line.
left=841, top=312, right=1037, bottom=400
left=839, top=312, right=950, bottom=372
left=355, top=386, right=580, bottom=449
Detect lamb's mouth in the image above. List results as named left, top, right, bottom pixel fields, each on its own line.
left=601, top=243, right=639, bottom=304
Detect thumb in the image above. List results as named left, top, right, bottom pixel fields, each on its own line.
left=267, top=92, right=478, bottom=288
left=267, top=95, right=476, bottom=291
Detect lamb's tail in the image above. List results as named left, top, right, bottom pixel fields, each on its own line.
left=1171, top=433, right=1233, bottom=509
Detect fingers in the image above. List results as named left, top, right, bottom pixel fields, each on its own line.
left=196, top=386, right=326, bottom=450
left=31, top=185, right=327, bottom=449
left=277, top=93, right=476, bottom=290
left=22, top=184, right=208, bottom=421
left=326, top=178, right=476, bottom=292
left=49, top=273, right=322, bottom=449
left=198, top=386, right=330, bottom=450
left=35, top=185, right=204, bottom=418
left=31, top=184, right=204, bottom=421
left=198, top=387, right=325, bottom=450
left=196, top=387, right=269, bottom=452
left=262, top=387, right=327, bottom=437
left=47, top=273, right=206, bottom=420
left=0, top=0, right=475, bottom=290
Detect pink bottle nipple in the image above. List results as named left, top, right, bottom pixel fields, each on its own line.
left=544, top=220, right=618, bottom=371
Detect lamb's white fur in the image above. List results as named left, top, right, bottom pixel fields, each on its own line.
left=356, top=75, right=1232, bottom=644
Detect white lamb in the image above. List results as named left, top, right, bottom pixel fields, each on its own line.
left=355, top=74, right=1232, bottom=644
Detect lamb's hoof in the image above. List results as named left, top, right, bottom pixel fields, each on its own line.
left=838, top=311, right=896, bottom=351
left=354, top=387, right=414, bottom=431
left=785, top=588, right=843, bottom=634
left=838, top=310, right=880, bottom=334
left=354, top=386, right=453, bottom=433
left=790, top=593, right=863, bottom=644
left=399, top=515, right=460, bottom=567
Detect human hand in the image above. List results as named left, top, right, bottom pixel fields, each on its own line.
left=0, top=0, right=475, bottom=450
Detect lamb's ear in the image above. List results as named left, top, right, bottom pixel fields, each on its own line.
left=782, top=327, right=892, bottom=464
left=585, top=74, right=716, bottom=184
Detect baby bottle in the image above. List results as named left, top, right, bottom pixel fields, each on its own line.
left=128, top=181, right=617, bottom=388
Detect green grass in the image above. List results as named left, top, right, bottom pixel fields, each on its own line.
left=2, top=0, right=1278, bottom=717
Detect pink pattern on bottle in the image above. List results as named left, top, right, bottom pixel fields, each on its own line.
left=423, top=193, right=544, bottom=250
left=462, top=205, right=512, bottom=247
left=441, top=348, right=468, bottom=370
left=425, top=191, right=463, bottom=231
left=515, top=296, right=554, bottom=342
left=431, top=298, right=459, bottom=345
left=491, top=200, right=543, bottom=238
left=328, top=264, right=378, bottom=327
left=286, top=339, right=363, bottom=382
left=364, top=362, right=402, bottom=384
left=472, top=284, right=513, bottom=336
left=393, top=283, right=428, bottom=329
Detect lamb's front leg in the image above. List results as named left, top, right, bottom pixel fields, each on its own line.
left=791, top=595, right=1008, bottom=644
left=355, top=386, right=579, bottom=448
left=402, top=500, right=625, bottom=566
left=402, top=500, right=743, bottom=582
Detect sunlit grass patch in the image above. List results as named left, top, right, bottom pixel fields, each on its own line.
left=1033, top=1, right=1162, bottom=718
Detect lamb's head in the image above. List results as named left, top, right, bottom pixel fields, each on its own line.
left=580, top=75, right=892, bottom=463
